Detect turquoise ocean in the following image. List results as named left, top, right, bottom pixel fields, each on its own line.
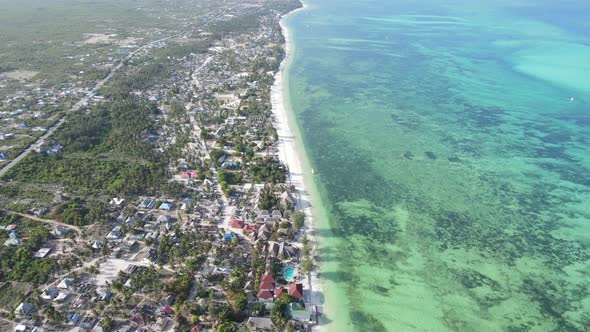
left=284, top=0, right=590, bottom=331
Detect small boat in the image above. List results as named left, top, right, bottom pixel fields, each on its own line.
left=570, top=96, right=575, bottom=102
left=311, top=168, right=316, bottom=175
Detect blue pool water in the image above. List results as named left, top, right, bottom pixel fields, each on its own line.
left=282, top=266, right=296, bottom=281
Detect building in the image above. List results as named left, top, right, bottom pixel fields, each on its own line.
left=288, top=283, right=304, bottom=300
left=34, top=247, right=51, bottom=258
left=139, top=199, right=156, bottom=209
left=41, top=288, right=59, bottom=300
left=159, top=202, right=174, bottom=210
left=106, top=226, right=121, bottom=239
left=274, top=287, right=285, bottom=299
left=15, top=303, right=35, bottom=316
left=4, top=237, right=21, bottom=246
left=67, top=312, right=81, bottom=325
left=157, top=214, right=172, bottom=223
left=58, top=278, right=74, bottom=289
left=52, top=226, right=69, bottom=238
left=289, top=302, right=311, bottom=321
left=230, top=219, right=244, bottom=228
left=257, top=273, right=276, bottom=302
left=268, top=241, right=299, bottom=259
left=110, top=197, right=125, bottom=207
left=224, top=232, right=238, bottom=242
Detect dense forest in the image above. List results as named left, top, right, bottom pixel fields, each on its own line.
left=2, top=147, right=168, bottom=196
left=57, top=97, right=160, bottom=158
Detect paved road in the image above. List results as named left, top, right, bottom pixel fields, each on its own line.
left=0, top=33, right=181, bottom=178
left=0, top=115, right=66, bottom=178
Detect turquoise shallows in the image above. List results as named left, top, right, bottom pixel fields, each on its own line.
left=285, top=0, right=590, bottom=331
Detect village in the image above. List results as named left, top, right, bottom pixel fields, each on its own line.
left=0, top=0, right=319, bottom=331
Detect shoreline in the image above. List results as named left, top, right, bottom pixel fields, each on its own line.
left=270, top=2, right=328, bottom=331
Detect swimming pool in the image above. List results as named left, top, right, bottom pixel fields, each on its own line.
left=282, top=267, right=296, bottom=281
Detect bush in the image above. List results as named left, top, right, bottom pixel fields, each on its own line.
left=250, top=158, right=286, bottom=183
left=0, top=246, right=57, bottom=283
left=258, top=189, right=278, bottom=210
left=291, top=211, right=305, bottom=230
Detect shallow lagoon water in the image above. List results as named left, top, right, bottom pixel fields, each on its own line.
left=285, top=0, right=590, bottom=331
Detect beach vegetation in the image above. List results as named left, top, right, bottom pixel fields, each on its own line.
left=301, top=256, right=314, bottom=274
left=302, top=242, right=312, bottom=257
left=291, top=211, right=305, bottom=230
left=302, top=234, right=309, bottom=246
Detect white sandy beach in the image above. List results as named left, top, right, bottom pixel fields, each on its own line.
left=270, top=3, right=327, bottom=331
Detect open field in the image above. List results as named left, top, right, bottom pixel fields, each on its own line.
left=0, top=282, right=32, bottom=311
left=0, top=70, right=38, bottom=82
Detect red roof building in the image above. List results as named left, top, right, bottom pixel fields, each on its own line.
left=259, top=272, right=276, bottom=300
left=259, top=281, right=275, bottom=291
left=275, top=287, right=285, bottom=299
left=230, top=219, right=244, bottom=228
left=242, top=224, right=255, bottom=234
left=131, top=316, right=144, bottom=325
left=289, top=283, right=304, bottom=300
left=180, top=171, right=199, bottom=178
left=261, top=273, right=275, bottom=283
left=257, top=289, right=274, bottom=300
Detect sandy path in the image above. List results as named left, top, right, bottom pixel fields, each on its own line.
left=4, top=210, right=82, bottom=235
